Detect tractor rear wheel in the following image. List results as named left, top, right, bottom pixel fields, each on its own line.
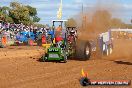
left=75, top=40, right=91, bottom=60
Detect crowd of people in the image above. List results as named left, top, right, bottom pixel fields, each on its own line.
left=0, top=20, right=78, bottom=46
left=0, top=21, right=50, bottom=41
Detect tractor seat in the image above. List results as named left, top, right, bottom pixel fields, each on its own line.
left=55, top=37, right=63, bottom=43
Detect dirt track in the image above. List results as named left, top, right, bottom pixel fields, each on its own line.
left=0, top=39, right=131, bottom=88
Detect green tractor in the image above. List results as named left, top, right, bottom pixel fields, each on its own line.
left=42, top=40, right=68, bottom=63
left=41, top=20, right=92, bottom=63
left=42, top=20, right=68, bottom=63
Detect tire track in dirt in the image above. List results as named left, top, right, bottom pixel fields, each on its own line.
left=0, top=58, right=84, bottom=88
left=1, top=61, right=83, bottom=88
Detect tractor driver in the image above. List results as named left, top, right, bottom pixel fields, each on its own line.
left=56, top=25, right=62, bottom=33
left=55, top=25, right=63, bottom=43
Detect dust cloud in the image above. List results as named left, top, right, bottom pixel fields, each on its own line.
left=108, top=39, right=132, bottom=60
left=76, top=0, right=123, bottom=40
left=75, top=0, right=132, bottom=59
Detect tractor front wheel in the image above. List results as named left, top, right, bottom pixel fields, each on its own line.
left=63, top=51, right=67, bottom=63
left=64, top=55, right=67, bottom=63
left=42, top=54, right=46, bottom=62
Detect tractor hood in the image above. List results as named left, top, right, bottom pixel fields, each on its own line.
left=47, top=47, right=61, bottom=59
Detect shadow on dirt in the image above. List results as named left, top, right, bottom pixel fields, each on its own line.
left=37, top=58, right=43, bottom=62
left=114, top=61, right=132, bottom=65
left=8, top=47, right=23, bottom=50
left=37, top=57, right=67, bottom=63
left=37, top=55, right=90, bottom=62
left=68, top=57, right=89, bottom=61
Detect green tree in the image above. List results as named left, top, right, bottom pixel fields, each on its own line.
left=26, top=5, right=37, bottom=16
left=10, top=2, right=21, bottom=9
left=0, top=2, right=41, bottom=25
left=9, top=2, right=40, bottom=25
left=1, top=6, right=10, bottom=15
left=33, top=23, right=45, bottom=28
left=0, top=6, right=13, bottom=22
left=9, top=2, right=30, bottom=24
left=33, top=16, right=40, bottom=22
left=26, top=5, right=40, bottom=22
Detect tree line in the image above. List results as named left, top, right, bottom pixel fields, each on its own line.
left=0, top=2, right=40, bottom=26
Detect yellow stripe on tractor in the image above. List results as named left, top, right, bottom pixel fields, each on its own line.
left=42, top=44, right=51, bottom=53
left=42, top=38, right=56, bottom=53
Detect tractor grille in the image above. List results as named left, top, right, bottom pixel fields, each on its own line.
left=49, top=54, right=59, bottom=58
left=48, top=48, right=60, bottom=52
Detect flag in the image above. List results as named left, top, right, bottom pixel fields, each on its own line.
left=57, top=0, right=62, bottom=20
left=81, top=68, right=88, bottom=77
left=81, top=68, right=85, bottom=77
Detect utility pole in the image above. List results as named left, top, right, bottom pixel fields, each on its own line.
left=82, top=3, right=83, bottom=30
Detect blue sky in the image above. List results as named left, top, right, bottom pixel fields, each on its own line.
left=0, top=0, right=132, bottom=25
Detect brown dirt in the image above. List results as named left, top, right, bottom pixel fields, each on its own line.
left=0, top=39, right=131, bottom=88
